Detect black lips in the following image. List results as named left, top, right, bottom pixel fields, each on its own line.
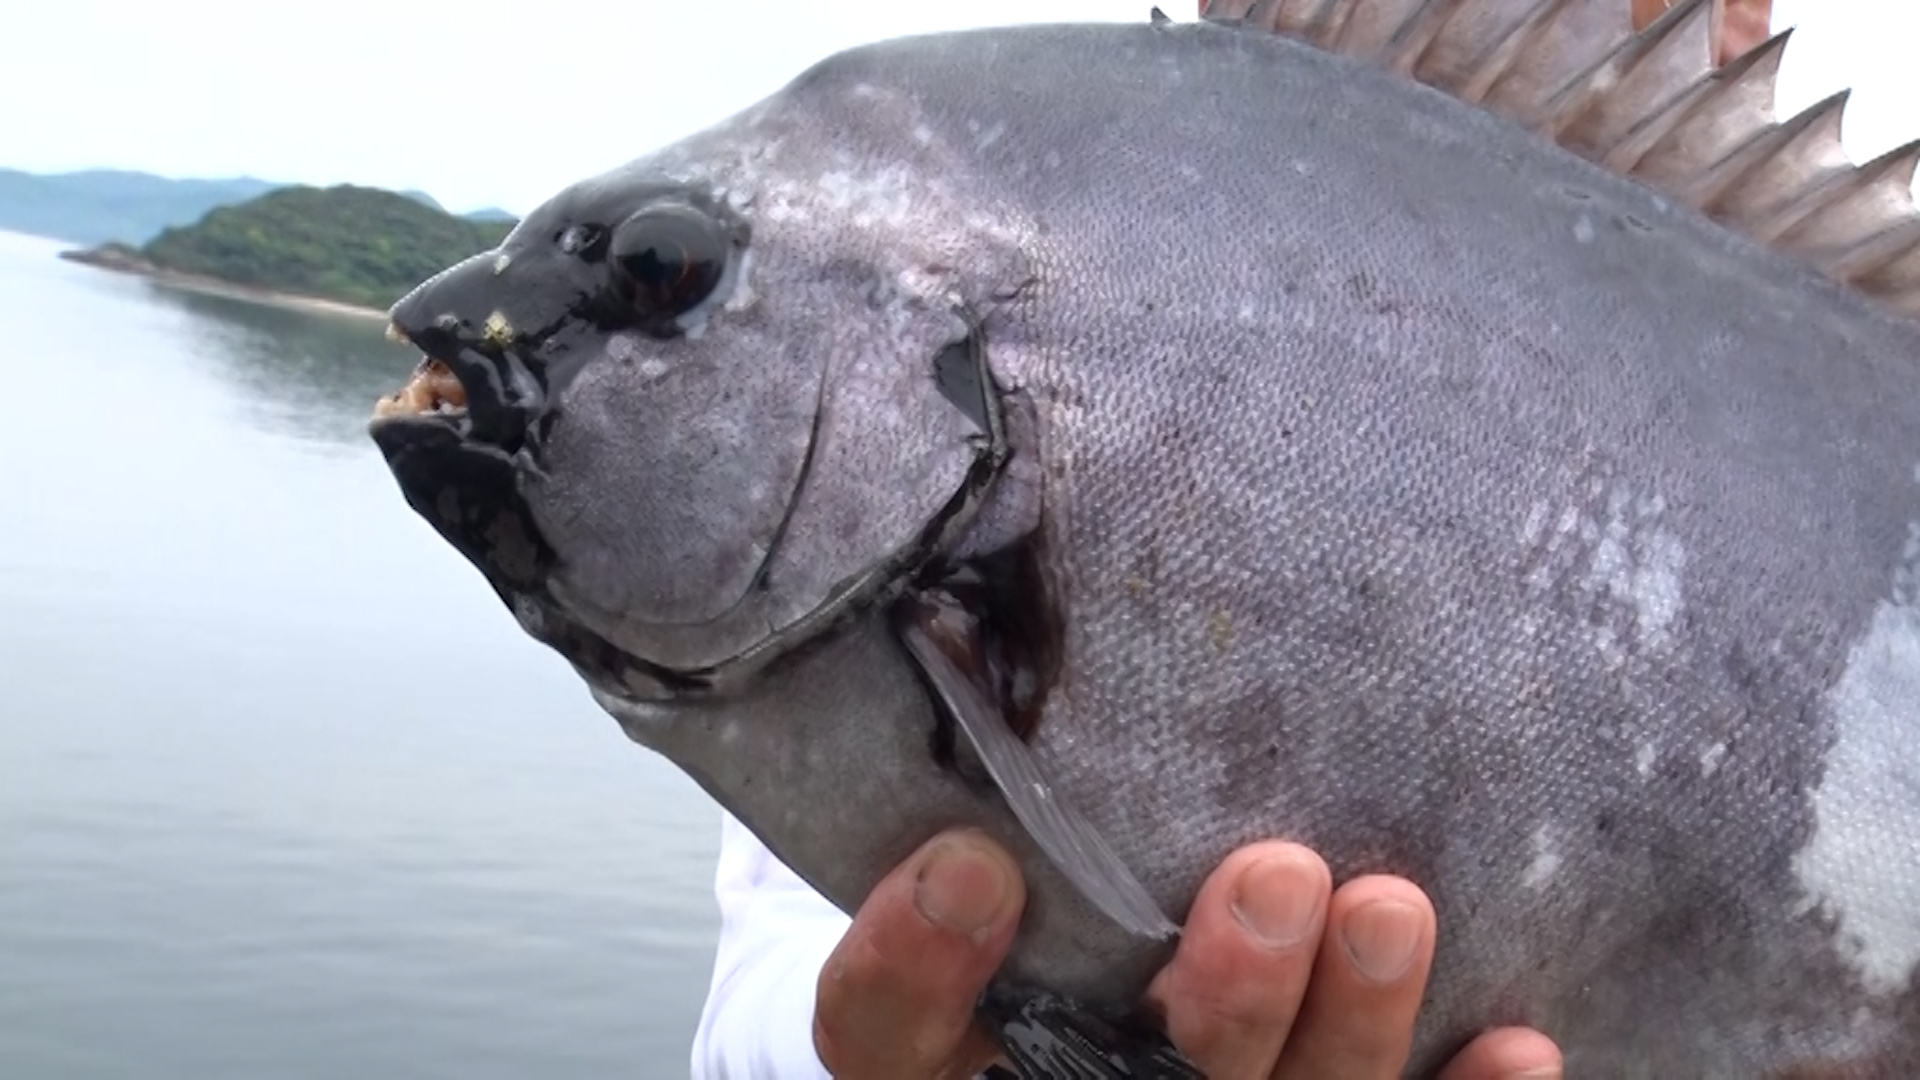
left=368, top=417, right=554, bottom=596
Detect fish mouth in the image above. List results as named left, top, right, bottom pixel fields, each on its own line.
left=368, top=318, right=540, bottom=454
left=366, top=314, right=555, bottom=601
left=373, top=351, right=469, bottom=423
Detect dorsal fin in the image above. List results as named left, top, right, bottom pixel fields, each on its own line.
left=1530, top=0, right=1717, bottom=158
left=1201, top=0, right=1920, bottom=322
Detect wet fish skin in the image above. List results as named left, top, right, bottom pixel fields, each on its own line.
left=368, top=14, right=1920, bottom=1079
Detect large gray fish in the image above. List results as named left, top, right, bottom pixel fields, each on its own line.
left=365, top=0, right=1920, bottom=1075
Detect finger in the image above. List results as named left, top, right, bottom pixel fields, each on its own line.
left=1719, top=0, right=1773, bottom=64
left=1435, top=1027, right=1564, bottom=1080
left=812, top=829, right=1025, bottom=1080
left=1270, top=875, right=1437, bottom=1080
left=1633, top=0, right=1772, bottom=67
left=1146, top=842, right=1333, bottom=1079
left=1630, top=0, right=1668, bottom=33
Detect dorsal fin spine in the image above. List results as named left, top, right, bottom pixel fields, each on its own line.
left=1534, top=0, right=1717, bottom=156
left=1625, top=28, right=1791, bottom=183
left=1599, top=74, right=1717, bottom=174
left=1332, top=0, right=1427, bottom=59
left=1378, top=0, right=1472, bottom=76
left=1204, top=0, right=1919, bottom=320
left=1689, top=89, right=1849, bottom=220
left=1774, top=140, right=1920, bottom=252
left=1456, top=0, right=1570, bottom=106
left=1310, top=0, right=1359, bottom=45
left=1821, top=220, right=1920, bottom=284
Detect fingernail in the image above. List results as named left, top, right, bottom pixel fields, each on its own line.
left=1504, top=1068, right=1563, bottom=1080
left=1341, top=899, right=1423, bottom=983
left=914, top=834, right=1016, bottom=942
left=1229, top=852, right=1325, bottom=948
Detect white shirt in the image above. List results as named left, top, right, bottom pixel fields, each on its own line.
left=690, top=813, right=846, bottom=1079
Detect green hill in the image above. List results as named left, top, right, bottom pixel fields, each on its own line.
left=131, top=184, right=517, bottom=311
left=0, top=168, right=282, bottom=246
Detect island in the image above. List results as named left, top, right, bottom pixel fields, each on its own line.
left=59, top=184, right=517, bottom=319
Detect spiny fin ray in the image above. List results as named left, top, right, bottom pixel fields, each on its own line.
left=1481, top=0, right=1633, bottom=120
left=1537, top=0, right=1717, bottom=160
left=1614, top=28, right=1789, bottom=182
left=1862, top=232, right=1920, bottom=314
left=1821, top=221, right=1920, bottom=285
left=1770, top=140, right=1920, bottom=253
left=1681, top=89, right=1850, bottom=222
left=1412, top=0, right=1557, bottom=99
left=1332, top=0, right=1428, bottom=58
left=1274, top=0, right=1332, bottom=35
left=1202, top=0, right=1920, bottom=321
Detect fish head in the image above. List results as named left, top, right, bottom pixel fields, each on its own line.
left=367, top=71, right=1033, bottom=723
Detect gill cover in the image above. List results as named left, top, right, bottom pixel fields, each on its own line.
left=528, top=297, right=1008, bottom=680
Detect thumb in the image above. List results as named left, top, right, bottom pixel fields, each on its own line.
left=813, top=829, right=1026, bottom=1079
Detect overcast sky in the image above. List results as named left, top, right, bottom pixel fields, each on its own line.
left=3, top=0, right=1912, bottom=215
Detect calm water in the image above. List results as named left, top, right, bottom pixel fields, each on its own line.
left=0, top=230, right=724, bottom=1077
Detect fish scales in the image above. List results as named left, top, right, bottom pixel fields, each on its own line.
left=366, top=6, right=1920, bottom=1077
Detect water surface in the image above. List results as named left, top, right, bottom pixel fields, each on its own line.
left=0, top=230, right=724, bottom=1078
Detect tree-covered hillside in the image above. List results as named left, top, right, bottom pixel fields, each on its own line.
left=138, top=184, right=516, bottom=310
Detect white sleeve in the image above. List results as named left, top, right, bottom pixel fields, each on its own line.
left=690, top=813, right=847, bottom=1080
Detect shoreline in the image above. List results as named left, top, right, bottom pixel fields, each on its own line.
left=58, top=247, right=390, bottom=323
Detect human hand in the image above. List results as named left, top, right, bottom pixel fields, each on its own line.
left=1717, top=0, right=1773, bottom=63
left=811, top=829, right=1563, bottom=1080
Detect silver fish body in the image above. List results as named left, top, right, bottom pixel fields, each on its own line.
left=369, top=9, right=1920, bottom=1077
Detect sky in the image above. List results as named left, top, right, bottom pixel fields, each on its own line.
left=2, top=0, right=1913, bottom=216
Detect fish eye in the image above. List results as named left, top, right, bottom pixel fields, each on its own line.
left=608, top=203, right=729, bottom=320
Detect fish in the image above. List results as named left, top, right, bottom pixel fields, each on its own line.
left=364, top=1, right=1920, bottom=1075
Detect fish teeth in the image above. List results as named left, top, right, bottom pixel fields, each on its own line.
left=370, top=356, right=469, bottom=421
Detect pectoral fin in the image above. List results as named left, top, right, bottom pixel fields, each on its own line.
left=896, top=588, right=1178, bottom=942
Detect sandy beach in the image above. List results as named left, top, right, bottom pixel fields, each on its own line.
left=60, top=247, right=390, bottom=323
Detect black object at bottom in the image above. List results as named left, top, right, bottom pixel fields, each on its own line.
left=979, top=985, right=1205, bottom=1079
